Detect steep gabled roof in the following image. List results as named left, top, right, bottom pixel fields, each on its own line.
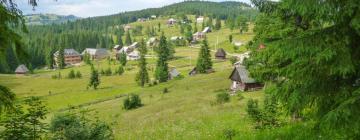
left=215, top=48, right=226, bottom=57
left=229, top=65, right=256, bottom=83
left=15, top=64, right=29, bottom=73
left=54, top=49, right=80, bottom=57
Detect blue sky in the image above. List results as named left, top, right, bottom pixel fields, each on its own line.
left=18, top=0, right=251, bottom=17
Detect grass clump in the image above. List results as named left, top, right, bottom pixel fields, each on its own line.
left=216, top=92, right=230, bottom=104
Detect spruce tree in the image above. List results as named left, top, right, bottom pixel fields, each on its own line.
left=196, top=38, right=212, bottom=73
left=215, top=18, right=222, bottom=30
left=118, top=35, right=124, bottom=47
left=193, top=22, right=198, bottom=32
left=88, top=65, right=100, bottom=90
left=57, top=46, right=65, bottom=69
left=135, top=39, right=149, bottom=87
left=155, top=33, right=169, bottom=83
left=118, top=52, right=127, bottom=66
left=249, top=0, right=360, bottom=138
left=125, top=30, right=132, bottom=46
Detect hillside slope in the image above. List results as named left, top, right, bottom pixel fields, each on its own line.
left=24, top=14, right=80, bottom=25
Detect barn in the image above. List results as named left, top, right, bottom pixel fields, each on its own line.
left=229, top=65, right=263, bottom=91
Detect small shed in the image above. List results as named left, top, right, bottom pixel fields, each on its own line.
left=169, top=68, right=180, bottom=79
left=215, top=48, right=227, bottom=60
left=193, top=32, right=206, bottom=41
left=229, top=65, right=263, bottom=91
left=167, top=18, right=177, bottom=26
left=15, top=64, right=29, bottom=74
left=202, top=27, right=211, bottom=33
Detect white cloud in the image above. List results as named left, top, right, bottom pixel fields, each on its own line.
left=18, top=0, right=251, bottom=17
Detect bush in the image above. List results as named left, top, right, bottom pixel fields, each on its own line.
left=67, top=69, right=76, bottom=79
left=52, top=72, right=62, bottom=79
left=105, top=67, right=112, bottom=76
left=216, top=92, right=230, bottom=104
left=116, top=66, right=124, bottom=75
left=123, top=94, right=142, bottom=110
left=76, top=71, right=82, bottom=78
left=247, top=97, right=281, bottom=129
left=229, top=56, right=238, bottom=65
left=223, top=128, right=237, bottom=140
left=163, top=88, right=169, bottom=94
left=247, top=99, right=262, bottom=122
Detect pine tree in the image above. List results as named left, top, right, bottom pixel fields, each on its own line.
left=118, top=52, right=127, bottom=66
left=215, top=18, right=222, bottom=30
left=193, top=22, right=198, bottom=32
left=207, top=17, right=213, bottom=28
left=118, top=35, right=124, bottom=47
left=135, top=39, right=149, bottom=87
left=125, top=30, right=132, bottom=46
left=229, top=34, right=233, bottom=43
left=88, top=65, right=100, bottom=90
left=57, top=46, right=65, bottom=69
left=155, top=33, right=169, bottom=83
left=196, top=38, right=212, bottom=73
left=249, top=0, right=360, bottom=138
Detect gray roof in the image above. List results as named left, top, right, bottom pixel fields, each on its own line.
left=169, top=68, right=180, bottom=77
left=82, top=48, right=109, bottom=56
left=54, top=49, right=80, bottom=57
left=15, top=64, right=29, bottom=73
left=230, top=65, right=256, bottom=83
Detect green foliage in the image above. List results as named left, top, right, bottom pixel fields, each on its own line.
left=216, top=92, right=230, bottom=104
left=103, top=68, right=112, bottom=76
left=0, top=97, right=47, bottom=140
left=125, top=30, right=132, bottom=46
left=248, top=0, right=360, bottom=137
left=246, top=95, right=280, bottom=129
left=214, top=18, right=222, bottom=30
left=49, top=112, right=114, bottom=140
left=155, top=33, right=169, bottom=83
left=223, top=128, right=237, bottom=140
left=123, top=94, right=143, bottom=110
left=163, top=88, right=169, bottom=94
left=67, top=69, right=76, bottom=79
left=229, top=34, right=233, bottom=43
left=135, top=40, right=149, bottom=87
left=57, top=46, right=66, bottom=69
left=185, top=30, right=193, bottom=43
left=88, top=65, right=100, bottom=90
left=52, top=72, right=62, bottom=79
left=76, top=71, right=82, bottom=78
left=229, top=56, right=238, bottom=65
left=83, top=52, right=92, bottom=65
left=0, top=85, right=15, bottom=113
left=118, top=52, right=127, bottom=66
left=115, top=65, right=124, bottom=75
left=196, top=38, right=213, bottom=73
left=132, top=25, right=143, bottom=36
left=237, top=15, right=249, bottom=34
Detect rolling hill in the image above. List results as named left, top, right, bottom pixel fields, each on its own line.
left=24, top=14, right=80, bottom=25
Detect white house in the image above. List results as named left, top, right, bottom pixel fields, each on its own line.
left=202, top=27, right=211, bottom=33
left=82, top=48, right=109, bottom=60
left=196, top=17, right=204, bottom=23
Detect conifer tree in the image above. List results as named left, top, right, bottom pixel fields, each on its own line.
left=57, top=46, right=65, bottom=69
left=207, top=17, right=213, bottom=28
left=135, top=39, right=149, bottom=87
left=125, top=30, right=132, bottom=46
left=118, top=35, right=124, bottom=47
left=215, top=18, right=222, bottom=30
left=88, top=65, right=100, bottom=90
left=196, top=38, right=212, bottom=73
left=155, top=33, right=169, bottom=82
left=193, top=22, right=198, bottom=32
left=118, top=52, right=127, bottom=66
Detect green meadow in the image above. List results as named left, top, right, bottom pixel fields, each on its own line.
left=0, top=18, right=263, bottom=139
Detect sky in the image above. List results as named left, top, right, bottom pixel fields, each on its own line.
left=17, top=0, right=251, bottom=17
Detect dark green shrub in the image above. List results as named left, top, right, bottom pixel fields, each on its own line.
left=67, top=69, right=76, bottom=79
left=216, top=92, right=230, bottom=104
left=76, top=71, right=82, bottom=78
left=223, top=128, right=237, bottom=140
left=163, top=88, right=168, bottom=94
left=247, top=99, right=262, bottom=122
left=116, top=66, right=124, bottom=75
left=105, top=68, right=112, bottom=76
left=123, top=94, right=142, bottom=110
left=229, top=56, right=238, bottom=65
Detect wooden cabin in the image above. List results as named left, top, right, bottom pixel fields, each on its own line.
left=167, top=18, right=177, bottom=26
left=54, top=49, right=82, bottom=66
left=229, top=65, right=263, bottom=91
left=215, top=48, right=227, bottom=60
left=15, top=64, right=29, bottom=75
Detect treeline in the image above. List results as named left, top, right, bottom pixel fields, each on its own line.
left=0, top=1, right=258, bottom=73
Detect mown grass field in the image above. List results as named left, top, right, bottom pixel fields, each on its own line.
left=0, top=18, right=263, bottom=139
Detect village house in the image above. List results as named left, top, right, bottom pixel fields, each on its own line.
left=234, top=51, right=251, bottom=66
left=229, top=65, right=263, bottom=91
left=54, top=49, right=82, bottom=66
left=130, top=42, right=139, bottom=48
left=233, top=41, right=244, bottom=47
left=147, top=37, right=158, bottom=47
left=151, top=15, right=157, bottom=19
left=193, top=32, right=206, bottom=41
left=15, top=64, right=29, bottom=75
left=167, top=18, right=177, bottom=26
left=137, top=18, right=147, bottom=22
left=196, top=16, right=204, bottom=23
left=113, top=45, right=122, bottom=52
left=127, top=51, right=140, bottom=60
left=169, top=68, right=180, bottom=79
left=215, top=48, right=227, bottom=60
left=82, top=48, right=109, bottom=60
left=170, top=36, right=183, bottom=41
left=124, top=25, right=132, bottom=31
left=202, top=27, right=211, bottom=33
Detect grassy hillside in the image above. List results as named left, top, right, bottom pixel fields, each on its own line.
left=0, top=16, right=260, bottom=139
